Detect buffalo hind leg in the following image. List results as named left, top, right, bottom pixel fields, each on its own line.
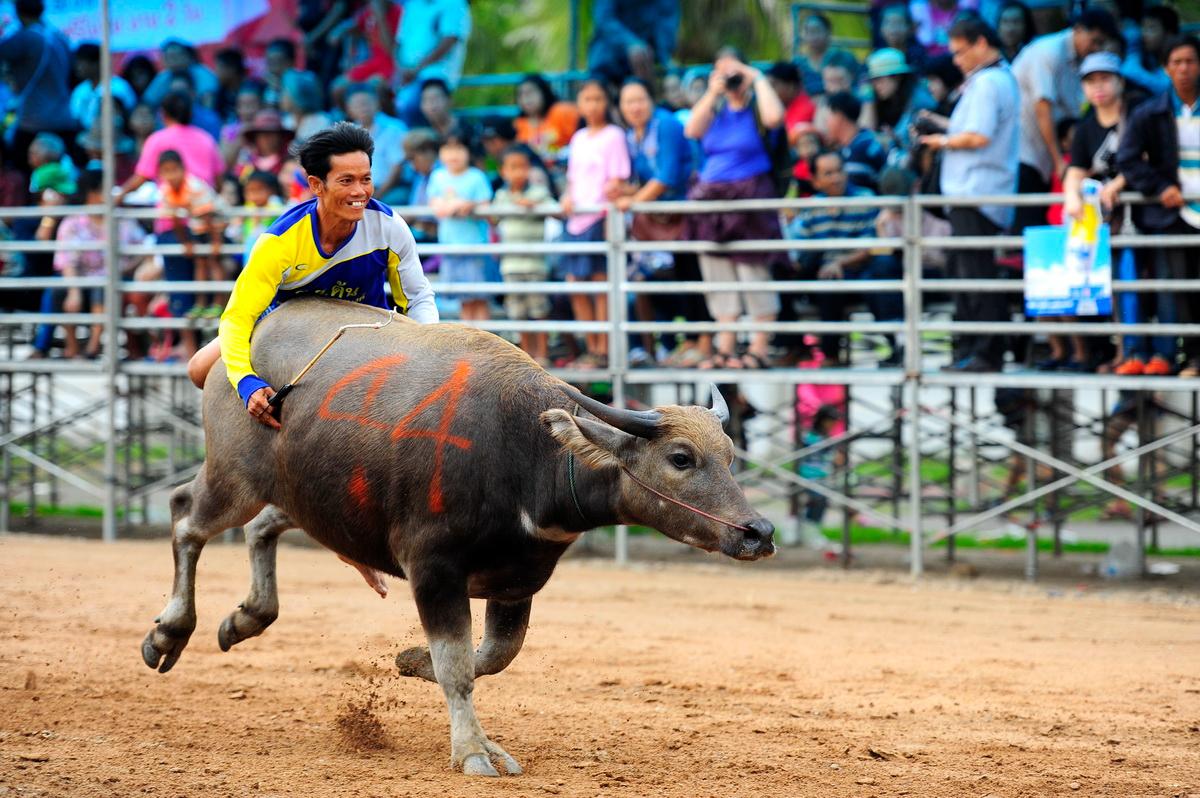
left=410, top=567, right=522, bottom=776
left=395, top=597, right=531, bottom=682
left=142, top=470, right=263, bottom=673
left=217, top=506, right=293, bottom=652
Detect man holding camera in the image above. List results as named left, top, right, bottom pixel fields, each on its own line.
left=919, top=15, right=1020, bottom=373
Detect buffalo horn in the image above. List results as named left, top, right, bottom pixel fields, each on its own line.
left=561, top=385, right=662, bottom=439
left=708, top=384, right=730, bottom=426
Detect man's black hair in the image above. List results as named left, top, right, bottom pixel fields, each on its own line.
left=765, top=61, right=801, bottom=85
left=948, top=12, right=1003, bottom=50
left=245, top=169, right=282, bottom=197
left=160, top=90, right=193, bottom=126
left=1072, top=8, right=1121, bottom=44
left=808, top=148, right=843, bottom=178
left=77, top=167, right=104, bottom=197
left=215, top=48, right=246, bottom=74
left=16, top=0, right=44, bottom=20
left=419, top=77, right=451, bottom=96
left=266, top=38, right=296, bottom=62
left=826, top=91, right=862, bottom=123
left=157, top=149, right=184, bottom=168
left=1164, top=34, right=1200, bottom=64
left=292, top=121, right=374, bottom=181
left=74, top=42, right=100, bottom=63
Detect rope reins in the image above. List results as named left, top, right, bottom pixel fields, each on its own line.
left=565, top=403, right=752, bottom=534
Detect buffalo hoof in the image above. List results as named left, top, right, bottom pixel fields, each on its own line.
left=395, top=646, right=436, bottom=682
left=461, top=753, right=500, bottom=777
left=217, top=604, right=277, bottom=652
left=141, top=624, right=192, bottom=674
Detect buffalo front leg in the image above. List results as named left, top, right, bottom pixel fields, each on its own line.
left=410, top=569, right=523, bottom=777
left=142, top=472, right=262, bottom=673
left=218, top=506, right=293, bottom=652
left=395, top=597, right=532, bottom=682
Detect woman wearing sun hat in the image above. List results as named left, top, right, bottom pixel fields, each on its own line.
left=233, top=109, right=295, bottom=181
left=860, top=47, right=935, bottom=155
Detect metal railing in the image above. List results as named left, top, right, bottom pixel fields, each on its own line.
left=3, top=190, right=1200, bottom=578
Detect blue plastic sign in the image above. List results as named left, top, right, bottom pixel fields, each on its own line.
left=1023, top=224, right=1113, bottom=317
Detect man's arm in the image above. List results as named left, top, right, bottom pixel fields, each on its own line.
left=1116, top=107, right=1175, bottom=198
left=1034, top=99, right=1064, bottom=178
left=218, top=234, right=288, bottom=406
left=387, top=215, right=438, bottom=323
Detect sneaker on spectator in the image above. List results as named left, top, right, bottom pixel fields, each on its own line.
left=1144, top=356, right=1172, bottom=376
left=201, top=305, right=223, bottom=319
left=184, top=305, right=205, bottom=320
left=1114, top=358, right=1145, bottom=376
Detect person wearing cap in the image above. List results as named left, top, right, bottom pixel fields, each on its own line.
left=1010, top=8, right=1121, bottom=232
left=1117, top=34, right=1200, bottom=378
left=860, top=47, right=935, bottom=153
left=234, top=109, right=295, bottom=180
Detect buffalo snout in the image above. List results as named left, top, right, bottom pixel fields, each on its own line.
left=724, top=516, right=775, bottom=561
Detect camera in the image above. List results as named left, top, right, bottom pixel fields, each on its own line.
left=911, top=115, right=945, bottom=136
left=725, top=73, right=744, bottom=90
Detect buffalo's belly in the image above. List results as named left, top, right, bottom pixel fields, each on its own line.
left=463, top=540, right=574, bottom=600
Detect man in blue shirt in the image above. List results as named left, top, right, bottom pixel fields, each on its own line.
left=920, top=15, right=1020, bottom=373
left=0, top=0, right=75, bottom=176
left=825, top=91, right=888, bottom=192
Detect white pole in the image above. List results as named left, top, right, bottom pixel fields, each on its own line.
left=100, top=0, right=118, bottom=542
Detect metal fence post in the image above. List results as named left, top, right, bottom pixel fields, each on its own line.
left=100, top=0, right=119, bottom=542
left=903, top=194, right=924, bottom=576
left=608, top=205, right=628, bottom=566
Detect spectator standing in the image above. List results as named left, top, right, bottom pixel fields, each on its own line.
left=920, top=15, right=1019, bottom=373
left=419, top=78, right=478, bottom=154
left=344, top=84, right=409, bottom=202
left=220, top=86, right=264, bottom=170
left=68, top=42, right=137, bottom=132
left=392, top=0, right=472, bottom=126
left=490, top=147, right=553, bottom=365
left=765, top=62, right=817, bottom=153
left=401, top=128, right=440, bottom=241
left=560, top=79, right=631, bottom=367
left=1117, top=35, right=1200, bottom=378
left=996, top=1, right=1035, bottom=63
left=1011, top=9, right=1119, bottom=231
left=1122, top=5, right=1179, bottom=97
left=586, top=0, right=679, bottom=87
left=0, top=0, right=76, bottom=176
left=609, top=77, right=696, bottom=367
left=141, top=39, right=218, bottom=109
left=861, top=48, right=935, bottom=155
left=52, top=169, right=146, bottom=359
left=878, top=3, right=928, bottom=71
left=514, top=74, right=580, bottom=164
left=428, top=135, right=494, bottom=322
left=331, top=0, right=401, bottom=86
left=298, top=0, right=348, bottom=87
left=212, top=48, right=247, bottom=123
left=786, top=150, right=899, bottom=364
left=281, top=71, right=334, bottom=143
left=685, top=52, right=785, bottom=370
left=798, top=12, right=860, bottom=98
left=824, top=91, right=888, bottom=191
left=117, top=90, right=224, bottom=202
left=156, top=149, right=227, bottom=324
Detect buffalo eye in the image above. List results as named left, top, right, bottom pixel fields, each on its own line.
left=669, top=452, right=693, bottom=470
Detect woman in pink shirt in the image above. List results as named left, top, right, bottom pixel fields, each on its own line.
left=559, top=79, right=630, bottom=367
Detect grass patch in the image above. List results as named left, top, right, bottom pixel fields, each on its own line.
left=5, top=501, right=124, bottom=520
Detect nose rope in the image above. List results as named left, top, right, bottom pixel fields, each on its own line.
left=618, top=465, right=754, bottom=533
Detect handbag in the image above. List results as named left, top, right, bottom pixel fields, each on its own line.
left=630, top=211, right=686, bottom=242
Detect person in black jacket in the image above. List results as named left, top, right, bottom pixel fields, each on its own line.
left=1116, top=34, right=1200, bottom=376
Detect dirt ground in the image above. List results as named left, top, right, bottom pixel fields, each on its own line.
left=2, top=534, right=1199, bottom=798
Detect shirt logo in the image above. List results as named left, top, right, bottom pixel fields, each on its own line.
left=294, top=263, right=308, bottom=271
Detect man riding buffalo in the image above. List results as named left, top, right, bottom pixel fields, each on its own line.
left=186, top=121, right=438, bottom=594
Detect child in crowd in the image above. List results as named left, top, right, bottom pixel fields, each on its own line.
left=403, top=128, right=441, bottom=242
left=428, top=135, right=494, bottom=321
left=559, top=79, right=630, bottom=367
left=491, top=146, right=552, bottom=365
left=53, top=169, right=146, bottom=359
left=240, top=170, right=284, bottom=258
left=796, top=404, right=843, bottom=551
left=156, top=150, right=226, bottom=356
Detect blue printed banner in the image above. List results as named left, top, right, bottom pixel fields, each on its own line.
left=1023, top=224, right=1113, bottom=317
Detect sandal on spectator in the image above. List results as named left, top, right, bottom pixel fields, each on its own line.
left=1179, top=359, right=1200, bottom=378
left=698, top=352, right=738, bottom=370
left=738, top=351, right=770, bottom=370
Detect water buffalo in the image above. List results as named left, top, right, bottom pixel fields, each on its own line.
left=141, top=297, right=774, bottom=777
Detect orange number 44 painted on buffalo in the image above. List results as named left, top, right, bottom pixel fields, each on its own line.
left=318, top=355, right=474, bottom=514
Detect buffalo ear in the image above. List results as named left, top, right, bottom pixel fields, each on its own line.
left=541, top=409, right=633, bottom=470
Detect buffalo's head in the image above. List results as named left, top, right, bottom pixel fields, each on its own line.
left=540, top=385, right=774, bottom=561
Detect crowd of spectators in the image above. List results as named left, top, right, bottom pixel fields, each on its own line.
left=0, top=0, right=1196, bottom=376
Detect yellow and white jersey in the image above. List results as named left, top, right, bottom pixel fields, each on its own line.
left=218, top=197, right=438, bottom=405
